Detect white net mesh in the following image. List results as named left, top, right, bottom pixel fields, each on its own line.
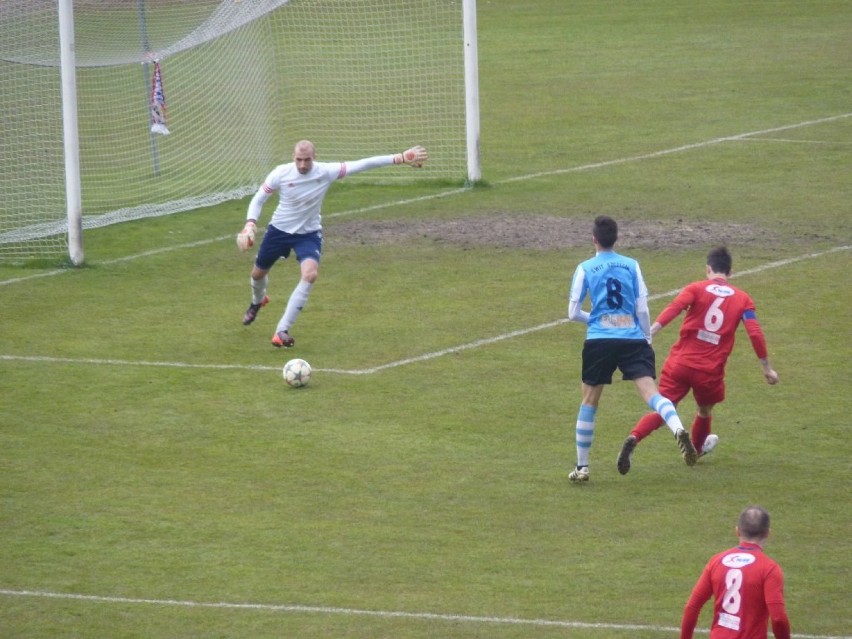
left=0, top=0, right=468, bottom=263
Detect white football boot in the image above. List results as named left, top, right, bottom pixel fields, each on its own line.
left=700, top=434, right=720, bottom=457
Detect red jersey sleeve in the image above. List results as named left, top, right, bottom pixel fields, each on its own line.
left=741, top=306, right=768, bottom=360
left=769, top=603, right=791, bottom=639
left=764, top=564, right=790, bottom=639
left=656, top=283, right=698, bottom=328
left=680, top=566, right=713, bottom=639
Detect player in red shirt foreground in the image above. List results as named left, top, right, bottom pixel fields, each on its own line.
left=681, top=505, right=790, bottom=639
left=616, top=247, right=778, bottom=475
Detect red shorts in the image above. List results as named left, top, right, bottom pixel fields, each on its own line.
left=658, top=359, right=725, bottom=407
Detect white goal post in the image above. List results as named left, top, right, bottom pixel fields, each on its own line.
left=0, top=0, right=480, bottom=265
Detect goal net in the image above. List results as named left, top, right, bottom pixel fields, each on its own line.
left=0, top=0, right=472, bottom=264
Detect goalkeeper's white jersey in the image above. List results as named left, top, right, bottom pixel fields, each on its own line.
left=247, top=155, right=395, bottom=234
left=250, top=161, right=345, bottom=234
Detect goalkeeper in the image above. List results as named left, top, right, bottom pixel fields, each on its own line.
left=237, top=139, right=428, bottom=348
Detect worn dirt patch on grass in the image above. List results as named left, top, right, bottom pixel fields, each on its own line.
left=327, top=214, right=774, bottom=251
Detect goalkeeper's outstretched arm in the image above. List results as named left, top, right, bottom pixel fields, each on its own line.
left=343, top=146, right=429, bottom=177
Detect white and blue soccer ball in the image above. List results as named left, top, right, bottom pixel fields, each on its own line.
left=283, top=358, right=312, bottom=388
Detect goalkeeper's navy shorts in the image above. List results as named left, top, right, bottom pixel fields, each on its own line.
left=581, top=338, right=656, bottom=385
left=255, top=226, right=323, bottom=270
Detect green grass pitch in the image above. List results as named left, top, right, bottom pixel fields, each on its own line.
left=1, top=1, right=850, bottom=637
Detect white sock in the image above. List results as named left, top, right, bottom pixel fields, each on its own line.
left=251, top=274, right=268, bottom=305
left=648, top=393, right=684, bottom=436
left=277, top=280, right=313, bottom=333
left=575, top=404, right=596, bottom=467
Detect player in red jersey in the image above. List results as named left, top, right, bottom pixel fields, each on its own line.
left=681, top=505, right=791, bottom=639
left=616, top=247, right=778, bottom=474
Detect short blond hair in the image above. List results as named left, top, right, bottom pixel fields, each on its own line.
left=293, top=140, right=316, bottom=158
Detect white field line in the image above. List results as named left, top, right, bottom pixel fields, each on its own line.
left=1, top=112, right=849, bottom=290
left=0, top=589, right=848, bottom=639
left=335, top=245, right=850, bottom=375
left=0, top=353, right=281, bottom=372
left=0, top=237, right=225, bottom=287
left=0, top=246, right=848, bottom=375
left=497, top=112, right=852, bottom=184
left=733, top=138, right=852, bottom=145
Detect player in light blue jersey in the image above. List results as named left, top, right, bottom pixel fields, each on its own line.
left=566, top=216, right=697, bottom=482
left=236, top=140, right=428, bottom=348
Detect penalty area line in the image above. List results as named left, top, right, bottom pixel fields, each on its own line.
left=0, top=354, right=281, bottom=374
left=338, top=244, right=850, bottom=375
left=0, top=589, right=848, bottom=639
left=1, top=247, right=847, bottom=376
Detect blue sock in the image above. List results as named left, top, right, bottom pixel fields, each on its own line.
left=648, top=393, right=684, bottom=435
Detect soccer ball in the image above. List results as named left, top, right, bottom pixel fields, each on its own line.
left=283, top=358, right=312, bottom=388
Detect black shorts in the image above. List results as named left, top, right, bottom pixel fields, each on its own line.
left=581, top=338, right=656, bottom=385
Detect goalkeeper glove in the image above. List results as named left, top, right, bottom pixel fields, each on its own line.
left=236, top=221, right=257, bottom=252
left=395, top=145, right=428, bottom=168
